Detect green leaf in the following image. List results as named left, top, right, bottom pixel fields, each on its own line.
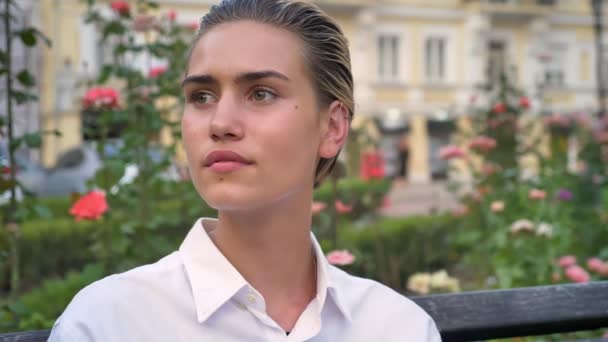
left=17, top=29, right=36, bottom=46
left=41, top=129, right=62, bottom=137
left=10, top=90, right=38, bottom=104
left=102, top=21, right=127, bottom=40
left=32, top=204, right=53, bottom=219
left=0, top=116, right=5, bottom=126
left=16, top=69, right=35, bottom=87
left=9, top=137, right=22, bottom=151
left=23, top=133, right=42, bottom=148
left=7, top=301, right=29, bottom=316
left=97, top=65, right=113, bottom=83
left=0, top=50, right=7, bottom=64
left=0, top=178, right=18, bottom=192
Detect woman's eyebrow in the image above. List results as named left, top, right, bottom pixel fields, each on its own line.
left=181, top=74, right=218, bottom=89
left=234, top=70, right=290, bottom=84
left=181, top=70, right=290, bottom=89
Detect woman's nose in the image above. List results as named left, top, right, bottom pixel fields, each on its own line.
left=209, top=95, right=244, bottom=142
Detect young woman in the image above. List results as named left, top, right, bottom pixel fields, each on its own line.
left=49, top=0, right=441, bottom=340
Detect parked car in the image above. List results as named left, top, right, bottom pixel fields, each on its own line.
left=44, top=142, right=181, bottom=196
left=35, top=145, right=103, bottom=197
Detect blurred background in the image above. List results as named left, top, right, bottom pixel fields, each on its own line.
left=1, top=0, right=608, bottom=339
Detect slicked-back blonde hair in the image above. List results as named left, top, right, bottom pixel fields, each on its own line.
left=186, top=0, right=354, bottom=188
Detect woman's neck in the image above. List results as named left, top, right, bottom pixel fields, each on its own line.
left=210, top=193, right=318, bottom=331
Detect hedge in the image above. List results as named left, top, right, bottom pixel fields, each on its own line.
left=1, top=213, right=457, bottom=332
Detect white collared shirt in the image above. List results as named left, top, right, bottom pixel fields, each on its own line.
left=49, top=218, right=441, bottom=341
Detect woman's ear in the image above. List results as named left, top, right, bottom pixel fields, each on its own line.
left=318, top=100, right=350, bottom=159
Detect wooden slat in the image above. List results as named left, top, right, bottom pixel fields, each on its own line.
left=0, top=330, right=50, bottom=342
left=412, top=281, right=608, bottom=342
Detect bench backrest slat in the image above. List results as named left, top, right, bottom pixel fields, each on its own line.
left=0, top=330, right=50, bottom=342
left=412, top=281, right=608, bottom=341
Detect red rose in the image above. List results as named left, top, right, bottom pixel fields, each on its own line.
left=493, top=102, right=506, bottom=114
left=148, top=66, right=167, bottom=78
left=519, top=96, right=531, bottom=109
left=70, top=190, right=109, bottom=221
left=167, top=10, right=177, bottom=21
left=360, top=151, right=385, bottom=180
left=110, top=0, right=130, bottom=16
left=82, top=87, right=120, bottom=110
left=187, top=21, right=200, bottom=31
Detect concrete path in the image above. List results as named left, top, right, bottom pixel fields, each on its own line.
left=379, top=179, right=459, bottom=217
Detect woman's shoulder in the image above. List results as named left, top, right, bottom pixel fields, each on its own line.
left=328, top=265, right=437, bottom=325
left=57, top=251, right=188, bottom=320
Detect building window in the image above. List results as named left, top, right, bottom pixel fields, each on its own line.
left=425, top=37, right=446, bottom=83
left=487, top=40, right=507, bottom=84
left=377, top=34, right=400, bottom=82
left=601, top=44, right=608, bottom=87
left=544, top=43, right=567, bottom=88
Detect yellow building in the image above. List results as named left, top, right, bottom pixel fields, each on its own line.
left=19, top=0, right=608, bottom=183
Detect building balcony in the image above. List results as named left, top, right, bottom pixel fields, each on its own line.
left=464, top=0, right=556, bottom=20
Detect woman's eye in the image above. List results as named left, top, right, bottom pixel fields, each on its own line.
left=251, top=89, right=276, bottom=102
left=190, top=92, right=215, bottom=104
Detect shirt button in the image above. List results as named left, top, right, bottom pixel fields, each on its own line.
left=246, top=293, right=257, bottom=304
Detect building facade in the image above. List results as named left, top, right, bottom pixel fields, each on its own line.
left=20, top=0, right=608, bottom=183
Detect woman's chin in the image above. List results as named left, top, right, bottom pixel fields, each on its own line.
left=200, top=186, right=263, bottom=212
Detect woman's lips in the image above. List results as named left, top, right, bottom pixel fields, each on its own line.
left=208, top=161, right=250, bottom=173
left=203, top=150, right=253, bottom=173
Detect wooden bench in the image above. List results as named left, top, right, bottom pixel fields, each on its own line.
left=0, top=281, right=607, bottom=341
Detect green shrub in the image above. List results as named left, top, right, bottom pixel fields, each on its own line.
left=314, top=178, right=391, bottom=219
left=0, top=187, right=216, bottom=293
left=336, top=214, right=459, bottom=293
left=1, top=263, right=105, bottom=332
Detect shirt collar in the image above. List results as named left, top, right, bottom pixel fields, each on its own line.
left=179, top=217, right=352, bottom=323
left=310, top=231, right=353, bottom=322
left=179, top=218, right=248, bottom=323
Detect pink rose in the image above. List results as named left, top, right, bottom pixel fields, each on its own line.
left=529, top=189, right=546, bottom=200
left=481, top=163, right=500, bottom=176
left=469, top=136, right=497, bottom=153
left=594, top=130, right=608, bottom=144
left=452, top=206, right=469, bottom=218
left=187, top=21, right=200, bottom=31
left=587, top=257, right=605, bottom=273
left=326, top=250, right=355, bottom=266
left=311, top=201, right=326, bottom=215
left=565, top=265, right=590, bottom=283
left=438, top=145, right=465, bottom=160
left=543, top=114, right=570, bottom=127
left=490, top=201, right=504, bottom=213
left=335, top=200, right=353, bottom=214
left=133, top=15, right=157, bottom=32
left=558, top=255, right=577, bottom=268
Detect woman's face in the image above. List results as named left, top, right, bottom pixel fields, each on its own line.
left=182, top=20, right=338, bottom=211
